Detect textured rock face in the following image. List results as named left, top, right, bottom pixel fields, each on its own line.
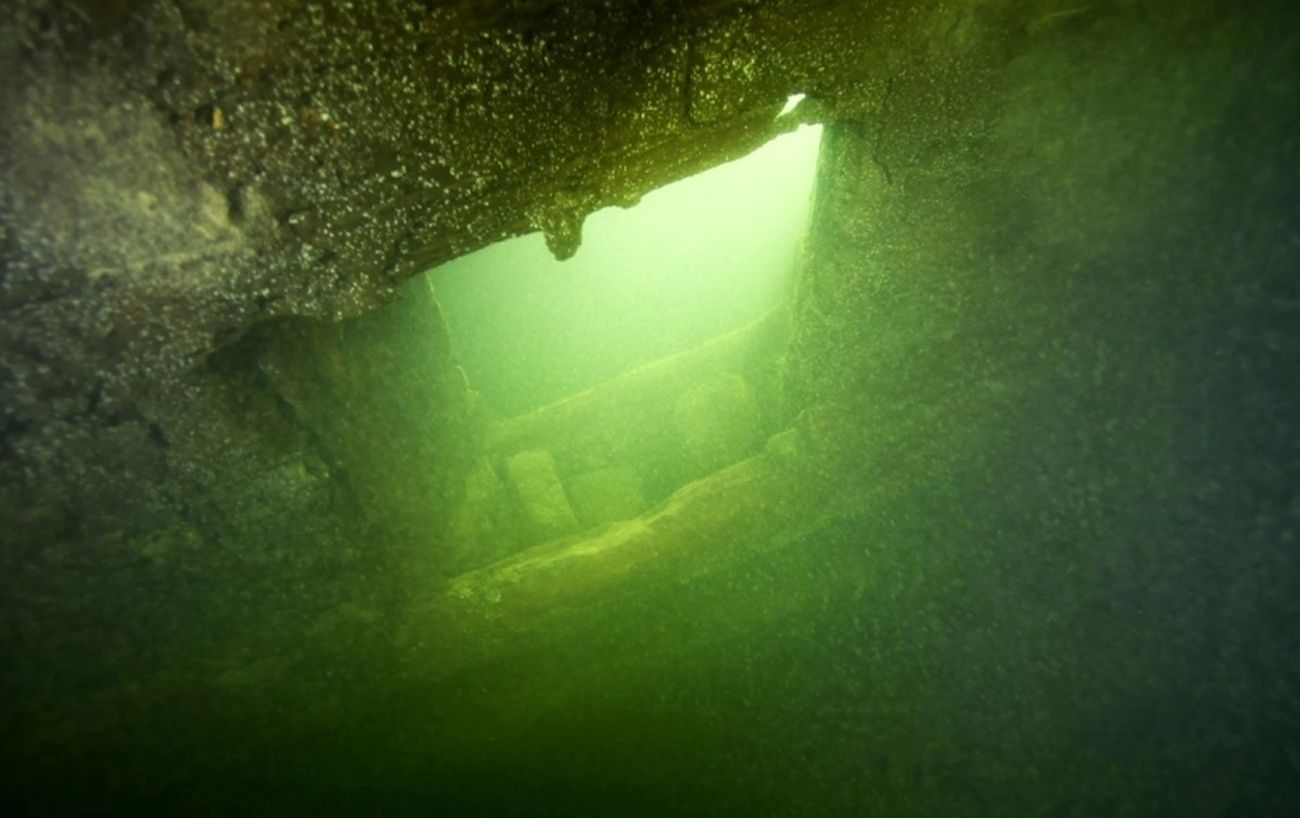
left=252, top=275, right=475, bottom=575
left=773, top=2, right=1300, bottom=813
left=504, top=448, right=580, bottom=544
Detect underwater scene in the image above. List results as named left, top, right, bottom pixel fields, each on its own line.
left=1, top=1, right=1297, bottom=816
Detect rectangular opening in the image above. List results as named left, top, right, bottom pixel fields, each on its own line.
left=429, top=124, right=824, bottom=417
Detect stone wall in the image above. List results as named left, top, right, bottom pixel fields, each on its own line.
left=778, top=0, right=1300, bottom=813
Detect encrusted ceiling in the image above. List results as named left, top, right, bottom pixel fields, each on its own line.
left=0, top=0, right=924, bottom=494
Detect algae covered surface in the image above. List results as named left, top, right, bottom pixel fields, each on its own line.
left=2, top=1, right=1299, bottom=816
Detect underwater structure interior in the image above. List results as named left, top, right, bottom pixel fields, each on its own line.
left=1, top=1, right=1298, bottom=816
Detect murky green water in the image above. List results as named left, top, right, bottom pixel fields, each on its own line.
left=432, top=124, right=822, bottom=416
left=4, top=4, right=1298, bottom=817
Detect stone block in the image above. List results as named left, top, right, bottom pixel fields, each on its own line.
left=445, top=456, right=522, bottom=574
left=505, top=449, right=579, bottom=543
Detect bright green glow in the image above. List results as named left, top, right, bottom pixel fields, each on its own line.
left=779, top=93, right=806, bottom=116
left=431, top=124, right=823, bottom=416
